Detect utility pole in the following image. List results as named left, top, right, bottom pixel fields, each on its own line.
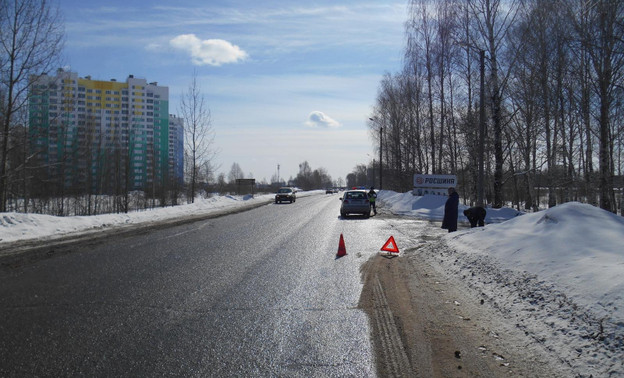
left=369, top=117, right=383, bottom=190
left=372, top=159, right=376, bottom=188
left=478, top=50, right=485, bottom=207
left=277, top=164, right=280, bottom=185
left=457, top=41, right=486, bottom=207
left=379, top=126, right=383, bottom=190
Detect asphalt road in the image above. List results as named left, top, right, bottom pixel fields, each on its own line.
left=0, top=193, right=391, bottom=377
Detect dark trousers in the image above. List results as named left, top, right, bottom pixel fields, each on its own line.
left=464, top=207, right=486, bottom=227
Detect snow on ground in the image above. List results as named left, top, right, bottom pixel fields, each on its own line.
left=1, top=189, right=623, bottom=374
left=0, top=191, right=322, bottom=244
left=378, top=190, right=624, bottom=326
left=378, top=190, right=624, bottom=376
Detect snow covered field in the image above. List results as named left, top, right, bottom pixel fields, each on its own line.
left=1, top=189, right=622, bottom=375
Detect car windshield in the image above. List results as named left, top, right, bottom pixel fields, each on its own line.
left=278, top=189, right=291, bottom=193
left=345, top=192, right=366, bottom=200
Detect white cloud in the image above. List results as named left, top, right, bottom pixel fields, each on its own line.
left=170, top=34, right=248, bottom=66
left=145, top=43, right=161, bottom=51
left=305, top=111, right=341, bottom=128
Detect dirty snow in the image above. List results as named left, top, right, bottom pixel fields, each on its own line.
left=378, top=191, right=624, bottom=377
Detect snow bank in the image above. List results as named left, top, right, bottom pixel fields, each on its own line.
left=446, top=201, right=624, bottom=324
left=377, top=191, right=522, bottom=223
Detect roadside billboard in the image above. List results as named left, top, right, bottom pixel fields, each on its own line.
left=413, top=174, right=457, bottom=196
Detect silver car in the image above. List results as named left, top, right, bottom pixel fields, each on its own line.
left=340, top=190, right=371, bottom=218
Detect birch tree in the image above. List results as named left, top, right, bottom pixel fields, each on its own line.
left=179, top=72, right=215, bottom=203
left=0, top=0, right=64, bottom=211
left=572, top=0, right=624, bottom=212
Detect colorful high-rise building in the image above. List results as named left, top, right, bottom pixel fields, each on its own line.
left=28, top=69, right=183, bottom=193
left=168, top=114, right=185, bottom=185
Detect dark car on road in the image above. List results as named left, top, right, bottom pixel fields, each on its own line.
left=275, top=187, right=296, bottom=203
left=340, top=190, right=370, bottom=218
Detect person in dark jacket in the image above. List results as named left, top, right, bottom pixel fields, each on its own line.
left=463, top=206, right=486, bottom=227
left=441, top=187, right=459, bottom=232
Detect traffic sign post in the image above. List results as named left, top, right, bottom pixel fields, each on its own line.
left=413, top=174, right=457, bottom=196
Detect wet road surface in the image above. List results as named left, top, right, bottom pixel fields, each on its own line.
left=0, top=193, right=391, bottom=376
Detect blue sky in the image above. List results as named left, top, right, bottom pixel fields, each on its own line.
left=59, top=0, right=407, bottom=183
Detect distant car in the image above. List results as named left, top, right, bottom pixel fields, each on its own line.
left=326, top=188, right=337, bottom=194
left=340, top=190, right=370, bottom=218
left=275, top=187, right=296, bottom=203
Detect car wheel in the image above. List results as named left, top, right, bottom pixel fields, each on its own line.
left=365, top=212, right=370, bottom=218
left=341, top=211, right=346, bottom=217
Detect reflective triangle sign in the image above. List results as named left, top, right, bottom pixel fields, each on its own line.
left=380, top=236, right=399, bottom=254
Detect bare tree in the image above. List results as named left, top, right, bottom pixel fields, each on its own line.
left=0, top=0, right=64, bottom=212
left=571, top=0, right=624, bottom=212
left=465, top=0, right=522, bottom=208
left=227, top=162, right=244, bottom=183
left=179, top=71, right=215, bottom=203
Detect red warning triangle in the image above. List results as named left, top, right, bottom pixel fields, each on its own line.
left=381, top=236, right=399, bottom=253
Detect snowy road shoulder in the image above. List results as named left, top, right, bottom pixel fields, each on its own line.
left=377, top=192, right=624, bottom=377
left=0, top=191, right=323, bottom=251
